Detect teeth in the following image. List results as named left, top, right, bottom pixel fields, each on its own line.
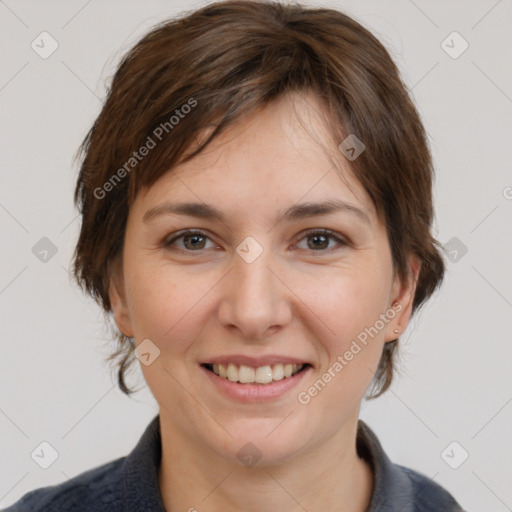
left=227, top=363, right=238, bottom=382
left=218, top=363, right=228, bottom=378
left=255, top=366, right=273, bottom=384
left=272, top=363, right=284, bottom=381
left=239, top=365, right=255, bottom=383
left=209, top=363, right=305, bottom=384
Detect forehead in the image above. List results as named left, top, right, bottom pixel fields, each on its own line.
left=135, top=92, right=376, bottom=223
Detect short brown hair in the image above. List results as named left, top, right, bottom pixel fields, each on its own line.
left=73, top=0, right=445, bottom=398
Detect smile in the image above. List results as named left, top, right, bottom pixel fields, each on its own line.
left=203, top=363, right=308, bottom=384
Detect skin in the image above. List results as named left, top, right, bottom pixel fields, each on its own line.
left=109, top=91, right=420, bottom=512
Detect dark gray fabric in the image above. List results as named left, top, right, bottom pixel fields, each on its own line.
left=356, top=422, right=464, bottom=511
left=4, top=415, right=464, bottom=511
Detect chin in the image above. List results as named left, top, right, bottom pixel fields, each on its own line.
left=216, top=417, right=313, bottom=466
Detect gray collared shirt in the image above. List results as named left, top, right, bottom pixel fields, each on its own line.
left=4, top=415, right=464, bottom=511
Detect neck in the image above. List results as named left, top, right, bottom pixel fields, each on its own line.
left=158, top=415, right=374, bottom=512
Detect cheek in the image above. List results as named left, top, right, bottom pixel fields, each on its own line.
left=306, top=265, right=392, bottom=387
left=306, top=264, right=391, bottom=340
left=123, top=257, right=233, bottom=369
left=123, top=258, right=200, bottom=347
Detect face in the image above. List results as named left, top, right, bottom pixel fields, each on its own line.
left=110, top=92, right=417, bottom=465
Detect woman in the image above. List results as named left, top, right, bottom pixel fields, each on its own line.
left=5, top=0, right=464, bottom=510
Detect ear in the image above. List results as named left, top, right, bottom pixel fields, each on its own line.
left=108, top=259, right=134, bottom=338
left=384, top=254, right=421, bottom=342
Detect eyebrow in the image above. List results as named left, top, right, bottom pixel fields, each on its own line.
left=142, top=199, right=371, bottom=226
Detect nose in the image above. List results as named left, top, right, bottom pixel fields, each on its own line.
left=217, top=239, right=292, bottom=340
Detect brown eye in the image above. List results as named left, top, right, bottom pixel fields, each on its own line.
left=307, top=233, right=329, bottom=250
left=296, top=230, right=347, bottom=252
left=163, top=229, right=346, bottom=254
left=164, top=230, right=214, bottom=251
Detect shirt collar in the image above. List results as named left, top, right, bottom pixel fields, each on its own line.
left=356, top=420, right=415, bottom=511
left=121, top=414, right=415, bottom=511
left=122, top=414, right=166, bottom=511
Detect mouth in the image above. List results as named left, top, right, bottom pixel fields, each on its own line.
left=201, top=362, right=311, bottom=385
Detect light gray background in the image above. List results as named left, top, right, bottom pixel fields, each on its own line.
left=1, top=1, right=511, bottom=510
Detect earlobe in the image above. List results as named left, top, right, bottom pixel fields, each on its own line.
left=385, top=255, right=421, bottom=342
left=108, top=263, right=134, bottom=338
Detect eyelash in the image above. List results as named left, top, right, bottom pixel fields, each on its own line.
left=163, top=229, right=348, bottom=254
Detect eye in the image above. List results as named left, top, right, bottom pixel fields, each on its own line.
left=163, top=229, right=347, bottom=253
left=294, top=229, right=347, bottom=252
left=164, top=230, right=216, bottom=251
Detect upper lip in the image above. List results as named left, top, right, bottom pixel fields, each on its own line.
left=202, top=354, right=312, bottom=367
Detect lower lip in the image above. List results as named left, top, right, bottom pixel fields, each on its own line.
left=200, top=365, right=312, bottom=402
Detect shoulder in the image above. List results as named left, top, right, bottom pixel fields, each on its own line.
left=395, top=464, right=465, bottom=512
left=356, top=420, right=465, bottom=511
left=4, top=414, right=165, bottom=512
left=2, top=457, right=127, bottom=512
